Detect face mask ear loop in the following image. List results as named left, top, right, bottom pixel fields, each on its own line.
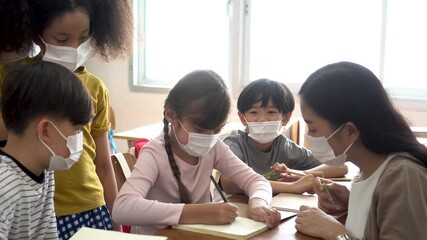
left=326, top=124, right=345, bottom=141
left=343, top=142, right=354, bottom=154
left=38, top=135, right=56, bottom=156
left=48, top=121, right=67, bottom=140
left=177, top=119, right=190, bottom=134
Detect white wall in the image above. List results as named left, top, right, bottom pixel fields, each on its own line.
left=85, top=57, right=427, bottom=152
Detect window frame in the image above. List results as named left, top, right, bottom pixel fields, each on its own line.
left=130, top=0, right=427, bottom=109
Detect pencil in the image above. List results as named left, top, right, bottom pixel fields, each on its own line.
left=210, top=175, right=228, bottom=203
left=322, top=183, right=336, bottom=205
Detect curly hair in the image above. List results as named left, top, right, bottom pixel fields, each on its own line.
left=0, top=0, right=35, bottom=55
left=29, top=0, right=133, bottom=60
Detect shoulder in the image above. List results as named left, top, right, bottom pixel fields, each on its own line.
left=0, top=155, right=16, bottom=174
left=378, top=153, right=427, bottom=186
left=0, top=156, right=26, bottom=198
left=384, top=154, right=426, bottom=174
left=224, top=130, right=247, bottom=143
left=0, top=57, right=34, bottom=81
left=74, top=67, right=108, bottom=92
left=138, top=135, right=168, bottom=160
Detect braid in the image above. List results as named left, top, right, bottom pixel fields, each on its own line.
left=163, top=118, right=192, bottom=203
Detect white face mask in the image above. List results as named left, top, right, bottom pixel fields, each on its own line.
left=173, top=120, right=219, bottom=157
left=42, top=37, right=93, bottom=71
left=245, top=117, right=283, bottom=144
left=39, top=121, right=83, bottom=171
left=304, top=125, right=353, bottom=166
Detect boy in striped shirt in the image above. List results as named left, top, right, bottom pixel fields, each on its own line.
left=0, top=62, right=93, bottom=239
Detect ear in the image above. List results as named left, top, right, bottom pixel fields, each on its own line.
left=344, top=122, right=359, bottom=142
left=164, top=105, right=177, bottom=124
left=281, top=112, right=292, bottom=126
left=37, top=118, right=52, bottom=144
left=237, top=111, right=247, bottom=126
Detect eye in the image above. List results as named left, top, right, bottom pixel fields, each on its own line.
left=193, top=126, right=204, bottom=133
left=248, top=110, right=258, bottom=115
left=55, top=38, right=68, bottom=44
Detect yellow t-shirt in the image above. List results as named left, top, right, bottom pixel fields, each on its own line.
left=54, top=66, right=111, bottom=216
left=0, top=60, right=111, bottom=216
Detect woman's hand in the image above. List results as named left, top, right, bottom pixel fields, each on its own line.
left=248, top=198, right=281, bottom=228
left=295, top=206, right=347, bottom=239
left=314, top=177, right=349, bottom=213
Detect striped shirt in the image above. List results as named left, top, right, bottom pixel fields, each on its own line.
left=0, top=152, right=58, bottom=239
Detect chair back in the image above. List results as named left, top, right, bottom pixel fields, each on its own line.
left=111, top=152, right=137, bottom=191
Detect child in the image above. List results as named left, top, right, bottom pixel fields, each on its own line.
left=112, top=70, right=281, bottom=235
left=295, top=62, right=427, bottom=239
left=220, top=79, right=348, bottom=194
left=0, top=61, right=93, bottom=239
left=0, top=0, right=133, bottom=238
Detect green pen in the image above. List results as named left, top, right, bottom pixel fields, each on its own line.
left=322, top=183, right=336, bottom=205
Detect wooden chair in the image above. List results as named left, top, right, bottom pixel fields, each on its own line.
left=283, top=118, right=309, bottom=148
left=111, top=149, right=137, bottom=191
left=111, top=149, right=138, bottom=233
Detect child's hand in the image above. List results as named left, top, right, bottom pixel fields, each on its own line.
left=313, top=178, right=349, bottom=213
left=248, top=198, right=281, bottom=228
left=263, top=162, right=289, bottom=181
left=271, top=162, right=288, bottom=174
left=199, top=202, right=239, bottom=225
left=290, top=174, right=315, bottom=194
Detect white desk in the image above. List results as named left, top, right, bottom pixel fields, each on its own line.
left=114, top=122, right=245, bottom=147
left=412, top=127, right=427, bottom=138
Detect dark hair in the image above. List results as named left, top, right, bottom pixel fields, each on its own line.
left=1, top=61, right=93, bottom=134
left=299, top=61, right=427, bottom=167
left=29, top=0, right=133, bottom=60
left=162, top=70, right=231, bottom=203
left=237, top=78, right=295, bottom=114
left=0, top=0, right=35, bottom=55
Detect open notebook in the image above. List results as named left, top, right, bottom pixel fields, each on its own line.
left=271, top=193, right=347, bottom=218
left=172, top=203, right=296, bottom=240
left=70, top=227, right=168, bottom=240
left=270, top=193, right=318, bottom=213
left=173, top=216, right=268, bottom=240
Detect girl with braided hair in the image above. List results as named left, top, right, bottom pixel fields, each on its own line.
left=113, top=70, right=281, bottom=235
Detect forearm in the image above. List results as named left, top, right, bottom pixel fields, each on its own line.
left=306, top=164, right=348, bottom=178
left=179, top=204, right=205, bottom=224
left=96, top=164, right=118, bottom=213
left=96, top=158, right=120, bottom=231
left=93, top=133, right=120, bottom=230
left=271, top=181, right=298, bottom=194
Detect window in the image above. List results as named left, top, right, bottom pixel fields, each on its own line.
left=132, top=0, right=229, bottom=91
left=383, top=1, right=427, bottom=100
left=248, top=0, right=382, bottom=93
left=132, top=0, right=427, bottom=103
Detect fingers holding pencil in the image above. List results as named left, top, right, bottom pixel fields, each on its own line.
left=314, top=177, right=349, bottom=213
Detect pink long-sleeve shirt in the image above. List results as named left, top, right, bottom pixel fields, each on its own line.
left=112, top=133, right=272, bottom=235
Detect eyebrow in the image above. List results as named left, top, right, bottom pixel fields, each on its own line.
left=55, top=29, right=90, bottom=36
left=56, top=33, right=71, bottom=36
